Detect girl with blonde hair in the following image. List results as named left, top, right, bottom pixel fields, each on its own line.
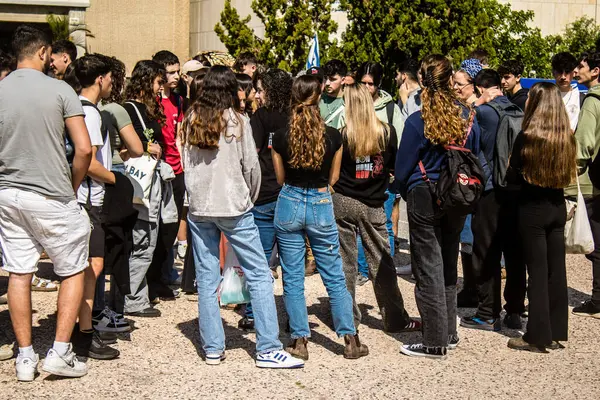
left=332, top=83, right=420, bottom=333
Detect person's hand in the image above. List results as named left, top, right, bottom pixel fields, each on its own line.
left=475, top=87, right=502, bottom=106
left=399, top=81, right=410, bottom=105
left=148, top=142, right=162, bottom=159
left=119, top=148, right=131, bottom=162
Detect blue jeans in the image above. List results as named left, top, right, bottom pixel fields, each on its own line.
left=246, top=200, right=280, bottom=319
left=188, top=212, right=282, bottom=355
left=275, top=185, right=355, bottom=339
left=357, top=190, right=396, bottom=274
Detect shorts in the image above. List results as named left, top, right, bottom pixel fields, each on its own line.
left=86, top=205, right=105, bottom=258
left=0, top=188, right=91, bottom=277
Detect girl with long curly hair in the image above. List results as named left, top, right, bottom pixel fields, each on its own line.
left=236, top=69, right=293, bottom=332
left=271, top=75, right=368, bottom=361
left=506, top=82, right=576, bottom=353
left=181, top=66, right=304, bottom=369
left=123, top=60, right=165, bottom=161
left=332, top=83, right=420, bottom=333
left=395, top=54, right=482, bottom=359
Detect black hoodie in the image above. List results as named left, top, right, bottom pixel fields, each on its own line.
left=508, top=87, right=529, bottom=112
left=250, top=107, right=290, bottom=205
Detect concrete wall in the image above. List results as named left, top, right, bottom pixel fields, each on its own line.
left=499, top=0, right=599, bottom=36
left=85, top=0, right=190, bottom=75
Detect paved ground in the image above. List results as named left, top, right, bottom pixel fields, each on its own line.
left=0, top=251, right=599, bottom=399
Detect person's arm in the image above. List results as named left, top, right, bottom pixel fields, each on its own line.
left=118, top=123, right=144, bottom=159
left=474, top=87, right=502, bottom=107
left=65, top=116, right=92, bottom=193
left=392, top=104, right=405, bottom=147
left=87, top=146, right=116, bottom=184
left=272, top=149, right=286, bottom=186
left=328, top=147, right=343, bottom=187
left=575, top=105, right=598, bottom=173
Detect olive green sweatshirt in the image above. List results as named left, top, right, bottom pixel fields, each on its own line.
left=565, top=84, right=600, bottom=198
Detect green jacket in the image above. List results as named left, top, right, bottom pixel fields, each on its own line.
left=373, top=90, right=405, bottom=147
left=565, top=84, right=600, bottom=198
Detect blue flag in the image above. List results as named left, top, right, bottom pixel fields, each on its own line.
left=306, top=34, right=320, bottom=70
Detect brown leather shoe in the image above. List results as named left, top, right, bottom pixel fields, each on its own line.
left=285, top=337, right=309, bottom=360
left=304, top=259, right=317, bottom=276
left=507, top=336, right=548, bottom=353
left=343, top=333, right=369, bottom=359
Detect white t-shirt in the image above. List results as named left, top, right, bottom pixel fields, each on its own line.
left=77, top=95, right=112, bottom=207
left=561, top=87, right=581, bottom=131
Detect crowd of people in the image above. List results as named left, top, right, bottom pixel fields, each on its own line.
left=0, top=23, right=599, bottom=381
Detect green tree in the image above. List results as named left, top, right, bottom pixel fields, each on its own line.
left=339, top=0, right=555, bottom=86
left=215, top=0, right=338, bottom=73
left=550, top=17, right=600, bottom=57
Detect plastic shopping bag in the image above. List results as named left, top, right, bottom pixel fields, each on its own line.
left=218, top=242, right=251, bottom=306
left=565, top=177, right=595, bottom=254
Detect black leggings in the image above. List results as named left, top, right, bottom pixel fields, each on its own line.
left=519, top=190, right=568, bottom=346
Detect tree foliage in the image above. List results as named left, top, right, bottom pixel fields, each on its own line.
left=215, top=0, right=338, bottom=73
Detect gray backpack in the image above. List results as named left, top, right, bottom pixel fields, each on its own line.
left=487, top=102, right=524, bottom=188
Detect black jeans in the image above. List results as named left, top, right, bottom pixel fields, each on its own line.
left=407, top=184, right=465, bottom=348
left=471, top=190, right=526, bottom=319
left=585, top=195, right=600, bottom=304
left=519, top=191, right=568, bottom=345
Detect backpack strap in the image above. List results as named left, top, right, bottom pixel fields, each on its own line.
left=584, top=93, right=600, bottom=104
left=81, top=99, right=109, bottom=143
left=325, top=105, right=344, bottom=125
left=125, top=101, right=152, bottom=140
left=386, top=102, right=395, bottom=126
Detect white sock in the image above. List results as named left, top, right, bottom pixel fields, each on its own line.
left=178, top=240, right=187, bottom=246
left=18, top=345, right=35, bottom=359
left=52, top=341, right=70, bottom=357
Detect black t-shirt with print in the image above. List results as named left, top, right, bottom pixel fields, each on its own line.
left=272, top=125, right=343, bottom=188
left=334, top=125, right=398, bottom=207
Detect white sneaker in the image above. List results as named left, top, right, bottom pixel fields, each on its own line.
left=205, top=352, right=226, bottom=366
left=16, top=353, right=39, bottom=381
left=395, top=264, right=412, bottom=275
left=42, top=345, right=88, bottom=378
left=256, top=350, right=304, bottom=369
left=93, top=307, right=131, bottom=333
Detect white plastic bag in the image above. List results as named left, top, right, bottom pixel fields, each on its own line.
left=565, top=177, right=595, bottom=254
left=219, top=243, right=250, bottom=305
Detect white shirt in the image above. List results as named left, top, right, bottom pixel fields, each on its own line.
left=77, top=95, right=112, bottom=207
left=561, top=86, right=581, bottom=131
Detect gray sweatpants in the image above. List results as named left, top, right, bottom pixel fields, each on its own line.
left=110, top=219, right=158, bottom=314
left=332, top=193, right=410, bottom=330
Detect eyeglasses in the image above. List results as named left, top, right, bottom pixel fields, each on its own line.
left=453, top=81, right=472, bottom=89
left=360, top=81, right=375, bottom=87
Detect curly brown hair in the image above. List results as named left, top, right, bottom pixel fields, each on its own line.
left=182, top=65, right=242, bottom=149
left=521, top=82, right=576, bottom=188
left=288, top=76, right=325, bottom=170
left=124, top=60, right=166, bottom=125
left=420, top=54, right=468, bottom=145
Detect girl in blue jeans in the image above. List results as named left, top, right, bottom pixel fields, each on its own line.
left=271, top=75, right=368, bottom=361
left=180, top=66, right=303, bottom=369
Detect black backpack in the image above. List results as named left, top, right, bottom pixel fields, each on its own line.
left=385, top=101, right=395, bottom=126
left=65, top=100, right=109, bottom=166
left=582, top=93, right=600, bottom=188
left=487, top=101, right=524, bottom=188
left=419, top=113, right=484, bottom=215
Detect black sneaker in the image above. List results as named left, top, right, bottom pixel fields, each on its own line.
left=72, top=330, right=120, bottom=360
left=448, top=335, right=460, bottom=350
left=572, top=300, right=600, bottom=319
left=457, top=288, right=478, bottom=308
left=238, top=317, right=255, bottom=332
left=503, top=313, right=523, bottom=329
left=400, top=344, right=447, bottom=360
left=460, top=315, right=501, bottom=332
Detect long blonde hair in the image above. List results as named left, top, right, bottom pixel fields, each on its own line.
left=343, top=83, right=389, bottom=158
left=420, top=54, right=468, bottom=145
left=288, top=75, right=325, bottom=170
left=521, top=82, right=576, bottom=188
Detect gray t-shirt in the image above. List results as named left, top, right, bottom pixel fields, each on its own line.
left=0, top=68, right=84, bottom=200
left=99, top=102, right=132, bottom=166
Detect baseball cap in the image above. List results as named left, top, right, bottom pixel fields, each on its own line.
left=182, top=60, right=205, bottom=75
left=306, top=66, right=324, bottom=82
